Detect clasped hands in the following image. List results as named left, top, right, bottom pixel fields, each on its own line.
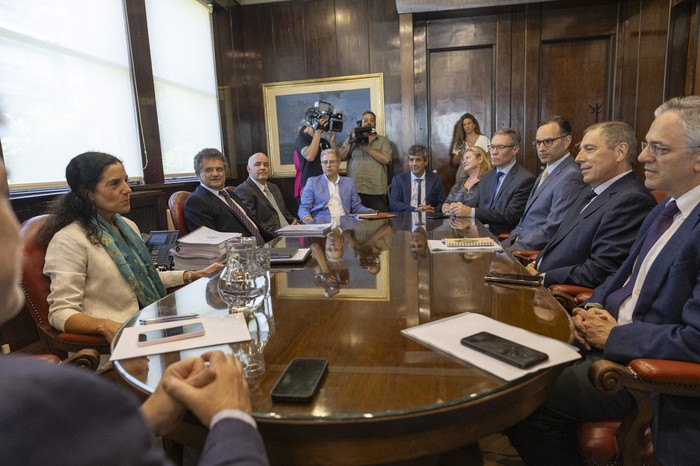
left=442, top=202, right=471, bottom=217
left=572, top=306, right=618, bottom=351
left=140, top=351, right=251, bottom=437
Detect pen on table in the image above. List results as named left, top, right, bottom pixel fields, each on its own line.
left=139, top=313, right=199, bottom=325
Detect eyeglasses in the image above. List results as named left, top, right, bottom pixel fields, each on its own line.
left=488, top=144, right=515, bottom=151
left=202, top=167, right=225, bottom=174
left=321, top=160, right=339, bottom=165
left=641, top=141, right=700, bottom=157
left=531, top=135, right=567, bottom=148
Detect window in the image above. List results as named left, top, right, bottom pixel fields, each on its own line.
left=145, top=0, right=222, bottom=177
left=0, top=0, right=143, bottom=188
left=0, top=0, right=223, bottom=189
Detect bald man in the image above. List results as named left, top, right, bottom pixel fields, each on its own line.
left=236, top=152, right=298, bottom=237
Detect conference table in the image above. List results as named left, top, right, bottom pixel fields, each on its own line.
left=114, top=213, right=573, bottom=465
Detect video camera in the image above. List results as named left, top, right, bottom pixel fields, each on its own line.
left=350, top=121, right=376, bottom=146
left=304, top=101, right=343, bottom=132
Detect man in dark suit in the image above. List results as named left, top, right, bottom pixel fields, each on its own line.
left=184, top=148, right=272, bottom=245
left=525, top=121, right=656, bottom=287
left=452, top=129, right=535, bottom=235
left=507, top=96, right=700, bottom=466
left=236, top=152, right=298, bottom=238
left=388, top=144, right=445, bottom=213
left=0, top=159, right=269, bottom=465
left=504, top=116, right=587, bottom=251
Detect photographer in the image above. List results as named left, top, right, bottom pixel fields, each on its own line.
left=339, top=111, right=392, bottom=212
left=294, top=103, right=339, bottom=204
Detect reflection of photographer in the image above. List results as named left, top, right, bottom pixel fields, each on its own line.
left=339, top=110, right=392, bottom=212
left=294, top=101, right=340, bottom=204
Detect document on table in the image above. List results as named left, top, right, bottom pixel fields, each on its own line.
left=402, top=312, right=581, bottom=381
left=110, top=314, right=251, bottom=361
left=427, top=237, right=502, bottom=253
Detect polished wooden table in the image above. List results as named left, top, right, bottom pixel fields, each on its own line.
left=114, top=214, right=573, bottom=465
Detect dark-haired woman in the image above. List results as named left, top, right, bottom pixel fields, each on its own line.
left=40, top=152, right=220, bottom=344
left=450, top=113, right=490, bottom=185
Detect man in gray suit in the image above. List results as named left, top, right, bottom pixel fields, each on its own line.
left=451, top=129, right=536, bottom=236
left=236, top=152, right=298, bottom=237
left=504, top=116, right=586, bottom=251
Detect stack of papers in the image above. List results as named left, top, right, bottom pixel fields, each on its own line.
left=276, top=223, right=333, bottom=237
left=171, top=226, right=241, bottom=270
left=428, top=237, right=502, bottom=253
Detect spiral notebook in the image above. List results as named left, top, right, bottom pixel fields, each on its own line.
left=428, top=237, right=502, bottom=252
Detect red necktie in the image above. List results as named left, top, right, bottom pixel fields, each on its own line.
left=219, top=190, right=265, bottom=246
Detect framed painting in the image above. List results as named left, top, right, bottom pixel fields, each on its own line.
left=262, top=73, right=384, bottom=178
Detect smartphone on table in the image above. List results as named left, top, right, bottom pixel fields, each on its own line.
left=271, top=358, right=329, bottom=403
left=137, top=322, right=205, bottom=346
left=460, top=332, right=548, bottom=369
left=484, top=272, right=543, bottom=286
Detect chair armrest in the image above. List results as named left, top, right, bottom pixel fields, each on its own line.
left=60, top=348, right=101, bottom=371
left=629, top=359, right=700, bottom=390
left=549, top=284, right=593, bottom=298
left=511, top=249, right=540, bottom=266
left=497, top=232, right=510, bottom=240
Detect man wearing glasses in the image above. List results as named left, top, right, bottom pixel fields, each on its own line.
left=455, top=128, right=535, bottom=236
left=503, top=116, right=586, bottom=251
left=507, top=96, right=700, bottom=466
left=299, top=149, right=373, bottom=223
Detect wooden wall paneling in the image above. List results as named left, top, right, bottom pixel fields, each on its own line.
left=667, top=0, right=693, bottom=98
left=522, top=5, right=542, bottom=174
left=334, top=0, right=371, bottom=77
left=303, top=0, right=340, bottom=78
left=495, top=10, right=515, bottom=132
left=124, top=0, right=164, bottom=184
left=213, top=5, right=239, bottom=173
left=428, top=47, right=494, bottom=191
left=264, top=3, right=307, bottom=82
left=426, top=15, right=498, bottom=49
left=368, top=0, right=402, bottom=180
left=540, top=38, right=613, bottom=146
left=629, top=0, right=670, bottom=148
left=413, top=21, right=429, bottom=168
left=399, top=13, right=416, bottom=168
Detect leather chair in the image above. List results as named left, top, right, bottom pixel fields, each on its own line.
left=19, top=215, right=110, bottom=358
left=168, top=191, right=191, bottom=237
left=578, top=358, right=700, bottom=466
left=33, top=348, right=101, bottom=371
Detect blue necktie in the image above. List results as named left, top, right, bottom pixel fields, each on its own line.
left=486, top=171, right=504, bottom=208
left=605, top=200, right=679, bottom=313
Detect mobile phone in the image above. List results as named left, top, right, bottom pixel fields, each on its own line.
left=427, top=212, right=448, bottom=220
left=484, top=272, right=543, bottom=286
left=460, top=332, right=549, bottom=369
left=137, top=322, right=205, bottom=347
left=271, top=358, right=329, bottom=403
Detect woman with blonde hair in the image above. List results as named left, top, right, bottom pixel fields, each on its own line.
left=442, top=146, right=492, bottom=216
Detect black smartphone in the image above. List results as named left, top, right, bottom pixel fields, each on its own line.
left=427, top=212, right=448, bottom=220
left=271, top=358, right=329, bottom=403
left=137, top=323, right=205, bottom=347
left=460, top=332, right=549, bottom=369
left=484, top=272, right=543, bottom=286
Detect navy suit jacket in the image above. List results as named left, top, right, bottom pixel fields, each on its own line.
left=0, top=356, right=269, bottom=466
left=587, top=198, right=700, bottom=465
left=388, top=171, right=445, bottom=212
left=473, top=163, right=535, bottom=235
left=235, top=178, right=297, bottom=237
left=537, top=172, right=656, bottom=287
left=507, top=155, right=586, bottom=250
left=184, top=185, right=274, bottom=242
left=298, top=175, right=372, bottom=221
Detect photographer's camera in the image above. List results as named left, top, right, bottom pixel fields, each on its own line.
left=350, top=121, right=376, bottom=146
left=304, top=101, right=343, bottom=132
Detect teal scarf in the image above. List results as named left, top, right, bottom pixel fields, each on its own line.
left=94, top=214, right=167, bottom=308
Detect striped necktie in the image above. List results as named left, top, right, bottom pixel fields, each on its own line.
left=219, top=190, right=265, bottom=246
left=263, top=185, right=289, bottom=227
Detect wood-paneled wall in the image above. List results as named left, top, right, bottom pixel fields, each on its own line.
left=214, top=0, right=697, bottom=198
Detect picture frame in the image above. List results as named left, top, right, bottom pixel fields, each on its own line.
left=262, top=73, right=385, bottom=178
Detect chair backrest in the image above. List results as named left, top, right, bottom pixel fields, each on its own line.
left=19, top=215, right=52, bottom=326
left=650, top=189, right=668, bottom=204
left=168, top=191, right=191, bottom=236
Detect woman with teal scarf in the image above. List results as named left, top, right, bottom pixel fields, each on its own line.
left=40, top=152, right=221, bottom=343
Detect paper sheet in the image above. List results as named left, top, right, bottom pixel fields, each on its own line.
left=110, top=314, right=251, bottom=361
left=427, top=239, right=502, bottom=253
left=402, top=312, right=581, bottom=381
